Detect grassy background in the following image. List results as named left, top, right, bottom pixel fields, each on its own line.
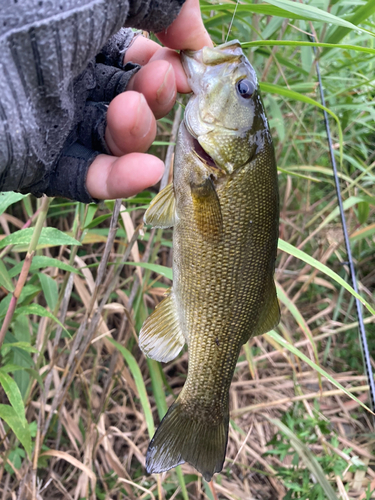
left=0, top=0, right=375, bottom=498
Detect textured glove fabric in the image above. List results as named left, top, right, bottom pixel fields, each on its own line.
left=0, top=0, right=185, bottom=202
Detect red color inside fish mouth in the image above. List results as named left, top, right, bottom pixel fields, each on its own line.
left=184, top=124, right=220, bottom=170
left=192, top=137, right=218, bottom=169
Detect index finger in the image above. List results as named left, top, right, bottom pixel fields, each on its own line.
left=125, top=36, right=161, bottom=66
left=156, top=0, right=213, bottom=51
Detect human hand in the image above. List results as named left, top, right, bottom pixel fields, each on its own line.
left=85, top=0, right=212, bottom=200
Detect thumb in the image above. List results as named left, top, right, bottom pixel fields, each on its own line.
left=156, top=0, right=212, bottom=51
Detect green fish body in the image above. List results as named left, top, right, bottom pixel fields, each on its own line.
left=140, top=40, right=280, bottom=481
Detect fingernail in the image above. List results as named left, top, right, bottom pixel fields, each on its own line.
left=132, top=94, right=152, bottom=138
left=156, top=64, right=175, bottom=106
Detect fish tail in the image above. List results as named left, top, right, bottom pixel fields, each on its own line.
left=146, top=398, right=229, bottom=482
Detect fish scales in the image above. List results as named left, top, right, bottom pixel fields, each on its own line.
left=175, top=137, right=278, bottom=409
left=139, top=40, right=280, bottom=481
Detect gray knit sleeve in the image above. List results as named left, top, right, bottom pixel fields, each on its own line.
left=0, top=0, right=186, bottom=202
left=125, top=0, right=185, bottom=33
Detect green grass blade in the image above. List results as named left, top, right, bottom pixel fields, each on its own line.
left=8, top=256, right=79, bottom=279
left=286, top=166, right=353, bottom=184
left=260, top=83, right=343, bottom=167
left=8, top=256, right=79, bottom=278
left=38, top=273, right=58, bottom=311
left=0, top=192, right=27, bottom=217
left=241, top=40, right=375, bottom=56
left=325, top=0, right=375, bottom=46
left=0, top=372, right=27, bottom=427
left=263, top=0, right=375, bottom=36
left=0, top=259, right=14, bottom=293
left=313, top=196, right=369, bottom=234
left=351, top=222, right=375, bottom=242
left=146, top=359, right=189, bottom=500
left=277, top=167, right=320, bottom=182
left=109, top=338, right=155, bottom=438
left=266, top=331, right=373, bottom=415
left=278, top=239, right=375, bottom=316
left=200, top=3, right=307, bottom=19
left=16, top=304, right=69, bottom=336
left=276, top=283, right=320, bottom=368
left=0, top=227, right=81, bottom=250
left=0, top=405, right=32, bottom=458
left=175, top=467, right=189, bottom=500
left=124, top=262, right=173, bottom=280
left=1, top=342, right=38, bottom=354
left=147, top=359, right=168, bottom=418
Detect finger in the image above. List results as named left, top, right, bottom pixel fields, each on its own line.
left=98, top=28, right=137, bottom=68
left=86, top=152, right=164, bottom=200
left=124, top=36, right=162, bottom=66
left=44, top=143, right=101, bottom=203
left=105, top=91, right=157, bottom=156
left=126, top=38, right=190, bottom=93
left=78, top=101, right=109, bottom=154
left=127, top=60, right=177, bottom=119
left=90, top=63, right=138, bottom=102
left=156, top=0, right=212, bottom=51
left=149, top=48, right=191, bottom=93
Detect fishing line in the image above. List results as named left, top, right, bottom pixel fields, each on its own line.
left=311, top=36, right=375, bottom=417
left=225, top=0, right=240, bottom=43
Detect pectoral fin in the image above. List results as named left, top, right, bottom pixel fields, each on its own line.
left=253, top=283, right=280, bottom=337
left=144, top=183, right=177, bottom=228
left=190, top=177, right=222, bottom=242
left=139, top=292, right=185, bottom=363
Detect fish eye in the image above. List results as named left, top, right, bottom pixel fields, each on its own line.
left=237, top=79, right=255, bottom=99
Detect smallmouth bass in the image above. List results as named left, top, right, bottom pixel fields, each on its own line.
left=139, top=40, right=280, bottom=481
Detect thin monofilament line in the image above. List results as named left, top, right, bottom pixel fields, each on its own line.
left=225, top=0, right=240, bottom=43
left=311, top=38, right=375, bottom=418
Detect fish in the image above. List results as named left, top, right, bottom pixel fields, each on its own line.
left=139, top=40, right=280, bottom=482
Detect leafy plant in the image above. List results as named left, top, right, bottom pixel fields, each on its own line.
left=266, top=403, right=365, bottom=499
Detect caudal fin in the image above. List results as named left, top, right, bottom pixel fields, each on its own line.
left=146, top=399, right=229, bottom=482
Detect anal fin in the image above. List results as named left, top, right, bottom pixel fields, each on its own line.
left=144, top=183, right=176, bottom=228
left=253, top=282, right=280, bottom=337
left=139, top=292, right=185, bottom=363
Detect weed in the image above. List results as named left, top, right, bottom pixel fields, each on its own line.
left=266, top=403, right=365, bottom=499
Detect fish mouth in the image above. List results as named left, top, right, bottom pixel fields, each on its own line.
left=185, top=126, right=254, bottom=175
left=184, top=126, right=221, bottom=172
left=192, top=137, right=218, bottom=170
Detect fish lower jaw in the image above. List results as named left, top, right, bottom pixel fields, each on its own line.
left=191, top=136, right=227, bottom=176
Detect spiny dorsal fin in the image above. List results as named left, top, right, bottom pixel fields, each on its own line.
left=144, top=183, right=177, bottom=228
left=139, top=292, right=185, bottom=363
left=190, top=177, right=223, bottom=243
